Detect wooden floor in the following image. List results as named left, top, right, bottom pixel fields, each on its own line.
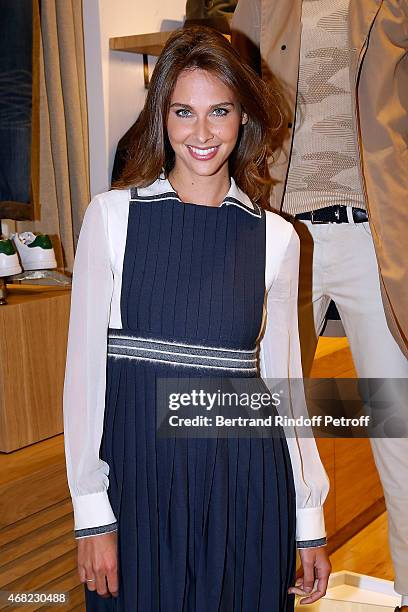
left=0, top=338, right=394, bottom=610
left=0, top=436, right=84, bottom=611
left=331, top=511, right=393, bottom=582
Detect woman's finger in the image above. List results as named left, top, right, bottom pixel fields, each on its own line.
left=94, top=570, right=110, bottom=598
left=298, top=571, right=330, bottom=604
left=288, top=586, right=312, bottom=596
left=77, top=564, right=87, bottom=585
left=80, top=560, right=97, bottom=592
left=299, top=591, right=322, bottom=604
left=301, top=560, right=315, bottom=593
left=298, top=585, right=325, bottom=605
left=84, top=576, right=97, bottom=592
left=106, top=565, right=119, bottom=598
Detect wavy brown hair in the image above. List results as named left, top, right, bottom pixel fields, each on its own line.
left=113, top=26, right=285, bottom=208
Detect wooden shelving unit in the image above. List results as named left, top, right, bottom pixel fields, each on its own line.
left=110, top=32, right=174, bottom=88
left=110, top=31, right=173, bottom=56
left=0, top=285, right=71, bottom=452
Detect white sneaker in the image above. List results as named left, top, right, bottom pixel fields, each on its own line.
left=0, top=238, right=22, bottom=277
left=11, top=232, right=57, bottom=271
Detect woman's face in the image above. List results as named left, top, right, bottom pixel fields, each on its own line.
left=167, top=68, right=247, bottom=181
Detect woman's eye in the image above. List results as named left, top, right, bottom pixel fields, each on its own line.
left=175, top=109, right=192, bottom=118
left=212, top=108, right=229, bottom=117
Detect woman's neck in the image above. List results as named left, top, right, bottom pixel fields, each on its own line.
left=168, top=168, right=231, bottom=207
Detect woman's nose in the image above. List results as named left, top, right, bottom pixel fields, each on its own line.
left=194, top=117, right=214, bottom=143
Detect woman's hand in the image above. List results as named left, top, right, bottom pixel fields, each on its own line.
left=288, top=546, right=331, bottom=605
left=77, top=531, right=119, bottom=598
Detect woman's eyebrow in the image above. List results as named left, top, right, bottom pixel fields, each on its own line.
left=169, top=102, right=235, bottom=109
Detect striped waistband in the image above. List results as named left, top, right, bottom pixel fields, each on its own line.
left=107, top=331, right=258, bottom=372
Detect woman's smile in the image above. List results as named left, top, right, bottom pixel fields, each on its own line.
left=186, top=144, right=220, bottom=161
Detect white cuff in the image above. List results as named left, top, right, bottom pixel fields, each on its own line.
left=72, top=491, right=117, bottom=531
left=296, top=506, right=326, bottom=542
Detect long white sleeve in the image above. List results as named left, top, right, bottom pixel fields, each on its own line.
left=260, top=216, right=330, bottom=543
left=63, top=194, right=117, bottom=533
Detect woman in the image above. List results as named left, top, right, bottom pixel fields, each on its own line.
left=63, top=26, right=331, bottom=611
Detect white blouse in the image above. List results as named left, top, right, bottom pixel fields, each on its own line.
left=63, top=176, right=329, bottom=543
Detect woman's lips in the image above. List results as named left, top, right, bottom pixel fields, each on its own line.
left=186, top=145, right=220, bottom=161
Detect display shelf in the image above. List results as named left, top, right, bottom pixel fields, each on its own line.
left=110, top=31, right=174, bottom=56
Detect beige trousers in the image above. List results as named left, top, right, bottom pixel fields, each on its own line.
left=295, top=217, right=408, bottom=596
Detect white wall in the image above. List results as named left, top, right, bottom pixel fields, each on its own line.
left=83, top=0, right=186, bottom=197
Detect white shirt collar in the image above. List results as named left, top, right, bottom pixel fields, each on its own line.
left=132, top=174, right=262, bottom=218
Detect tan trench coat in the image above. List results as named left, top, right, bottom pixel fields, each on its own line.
left=231, top=0, right=408, bottom=357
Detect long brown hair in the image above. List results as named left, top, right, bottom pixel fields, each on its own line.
left=113, top=26, right=285, bottom=208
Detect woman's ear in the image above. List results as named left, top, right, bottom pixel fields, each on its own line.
left=241, top=112, right=248, bottom=125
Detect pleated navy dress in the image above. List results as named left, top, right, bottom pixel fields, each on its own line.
left=85, top=185, right=297, bottom=611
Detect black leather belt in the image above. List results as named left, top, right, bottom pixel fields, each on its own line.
left=295, top=205, right=368, bottom=224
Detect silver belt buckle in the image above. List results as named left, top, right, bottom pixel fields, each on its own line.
left=335, top=206, right=341, bottom=222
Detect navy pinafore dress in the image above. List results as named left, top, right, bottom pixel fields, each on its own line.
left=85, top=186, right=296, bottom=611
